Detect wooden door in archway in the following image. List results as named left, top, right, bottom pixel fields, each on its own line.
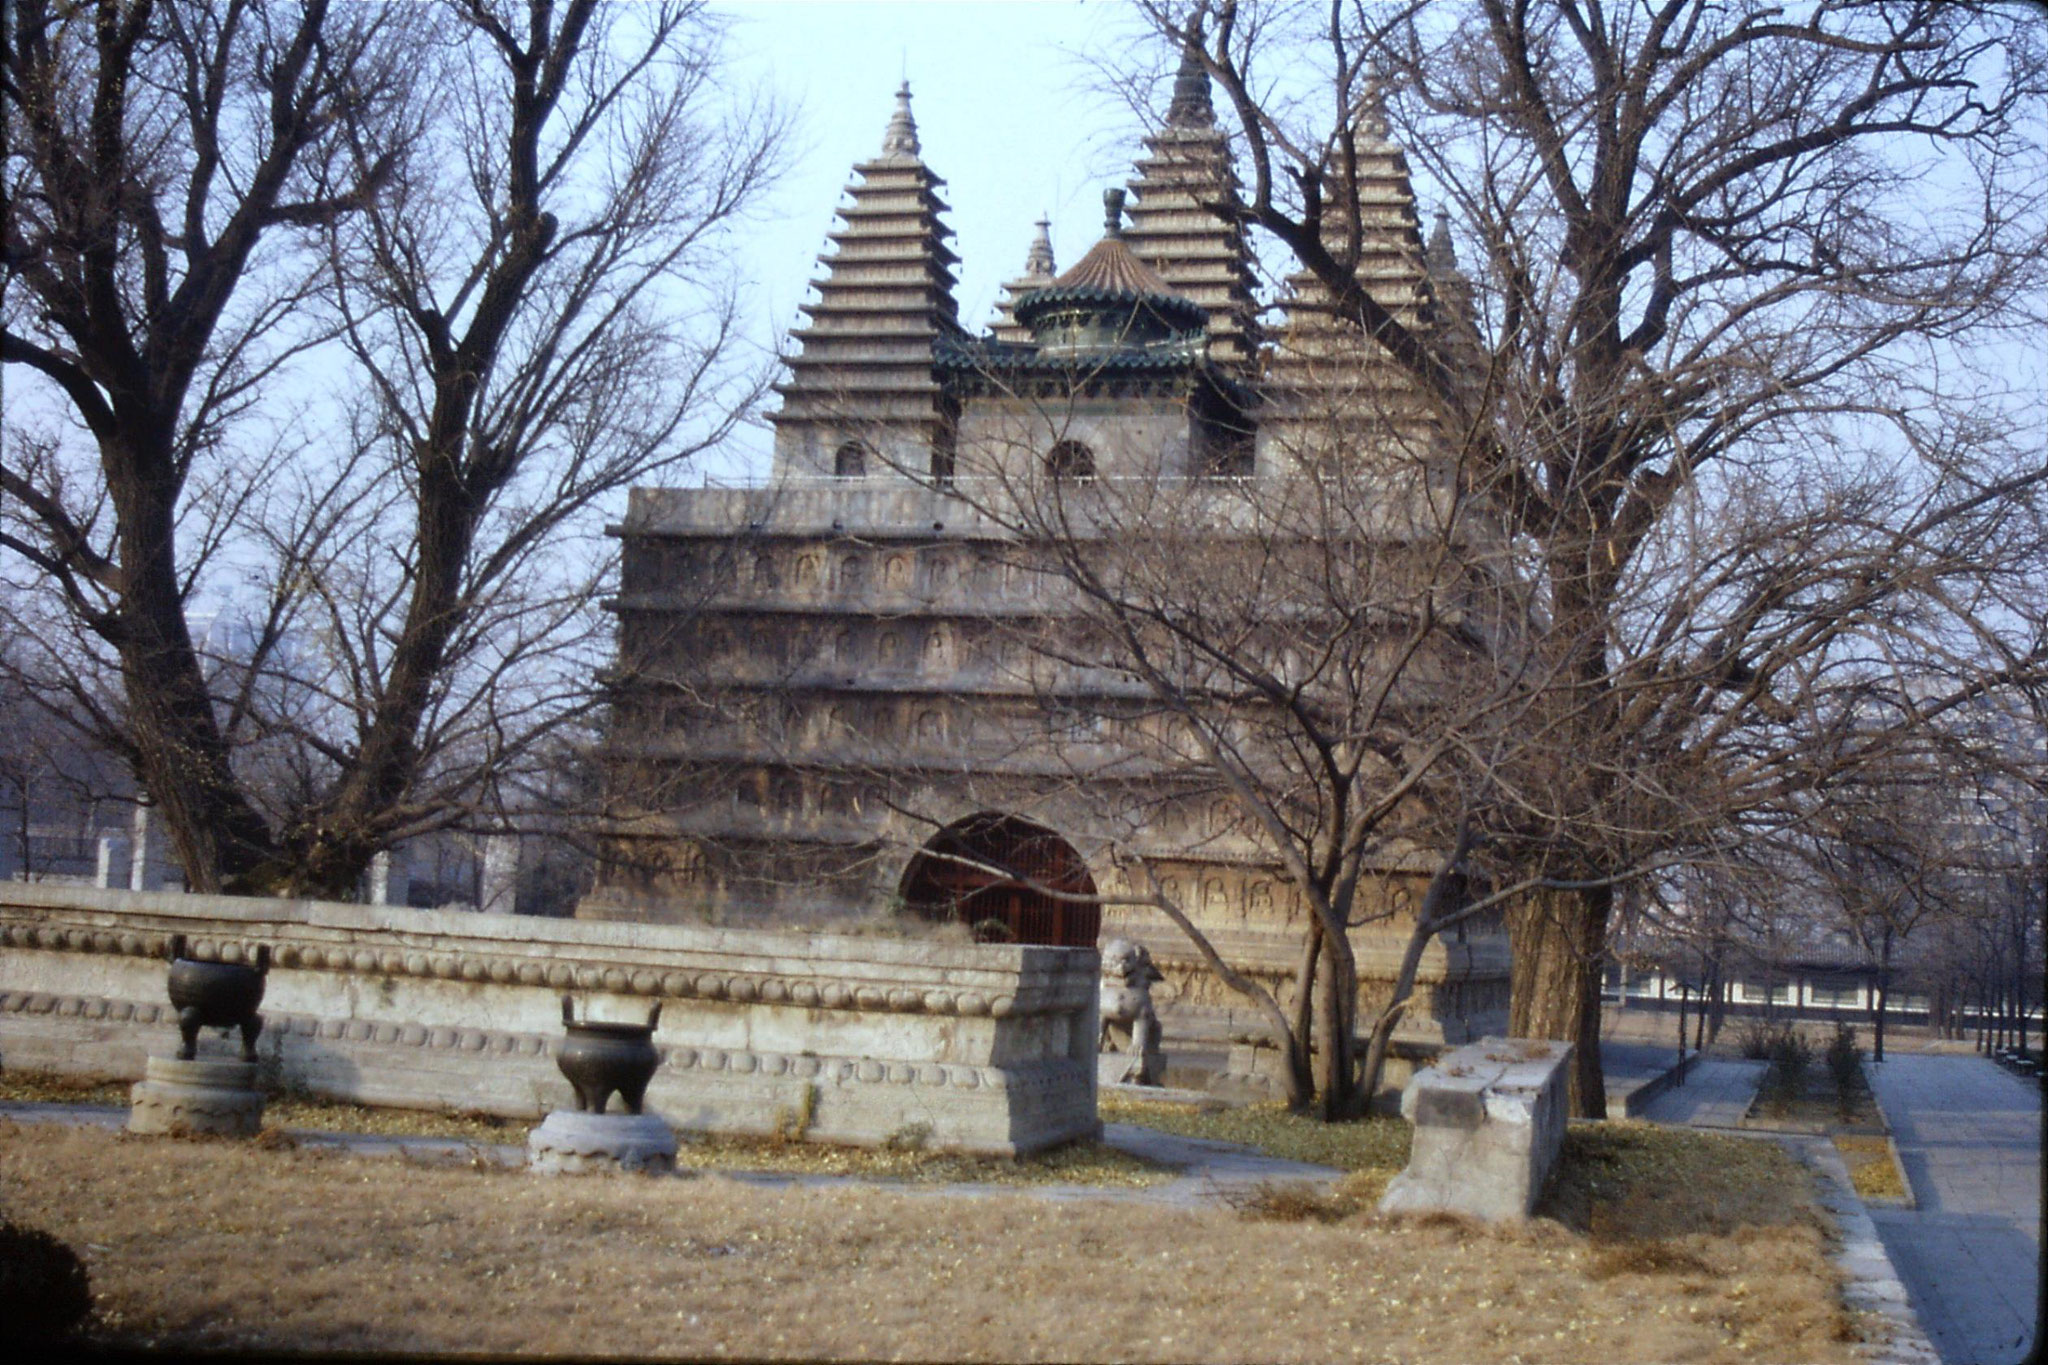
left=899, top=813, right=1099, bottom=947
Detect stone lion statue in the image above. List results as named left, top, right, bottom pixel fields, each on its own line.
left=1098, top=938, right=1165, bottom=1086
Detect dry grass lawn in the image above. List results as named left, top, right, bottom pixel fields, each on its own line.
left=0, top=1117, right=1876, bottom=1363
left=1100, top=1096, right=1413, bottom=1171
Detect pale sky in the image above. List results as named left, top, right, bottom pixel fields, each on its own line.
left=710, top=0, right=1164, bottom=477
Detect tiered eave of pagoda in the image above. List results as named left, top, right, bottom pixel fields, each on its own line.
left=1262, top=105, right=1462, bottom=461
left=1121, top=38, right=1262, bottom=371
left=769, top=84, right=965, bottom=476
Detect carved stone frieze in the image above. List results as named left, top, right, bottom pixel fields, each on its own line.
left=0, top=886, right=1091, bottom=1020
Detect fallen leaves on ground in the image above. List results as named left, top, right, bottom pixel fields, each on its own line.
left=0, top=1118, right=1866, bottom=1363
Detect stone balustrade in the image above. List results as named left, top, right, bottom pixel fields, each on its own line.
left=0, top=883, right=1099, bottom=1155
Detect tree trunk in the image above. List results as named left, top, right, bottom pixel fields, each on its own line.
left=1282, top=922, right=1321, bottom=1111
left=1509, top=883, right=1610, bottom=1117
left=1871, top=928, right=1893, bottom=1063
left=1312, top=930, right=1362, bottom=1120
left=11, top=778, right=29, bottom=879
left=112, top=457, right=278, bottom=893
left=1360, top=910, right=1439, bottom=1104
left=1707, top=963, right=1728, bottom=1047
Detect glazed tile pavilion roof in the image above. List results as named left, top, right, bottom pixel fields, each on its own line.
left=1012, top=189, right=1208, bottom=334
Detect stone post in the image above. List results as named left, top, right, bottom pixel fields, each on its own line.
left=368, top=848, right=410, bottom=907
left=96, top=833, right=133, bottom=889
left=479, top=835, right=520, bottom=916
left=130, top=803, right=173, bottom=892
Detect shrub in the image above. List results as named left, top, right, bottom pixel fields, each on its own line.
left=1825, top=1024, right=1861, bottom=1095
left=1768, top=1025, right=1811, bottom=1074
left=1734, top=1016, right=1781, bottom=1060
left=1759, top=1024, right=1812, bottom=1110
left=0, top=1219, right=93, bottom=1343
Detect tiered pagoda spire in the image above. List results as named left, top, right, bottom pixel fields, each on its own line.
left=989, top=216, right=1056, bottom=344
left=1424, top=207, right=1488, bottom=416
left=1121, top=33, right=1261, bottom=371
left=770, top=84, right=964, bottom=480
left=1263, top=98, right=1467, bottom=462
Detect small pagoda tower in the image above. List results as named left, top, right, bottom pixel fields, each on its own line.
left=989, top=216, right=1057, bottom=344
left=771, top=84, right=965, bottom=481
left=1122, top=30, right=1262, bottom=371
left=1261, top=96, right=1451, bottom=465
left=1424, top=207, right=1489, bottom=421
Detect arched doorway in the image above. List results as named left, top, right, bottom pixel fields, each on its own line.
left=899, top=812, right=1099, bottom=947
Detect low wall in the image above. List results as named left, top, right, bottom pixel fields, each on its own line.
left=0, top=884, right=1099, bottom=1156
left=1378, top=1037, right=1572, bottom=1221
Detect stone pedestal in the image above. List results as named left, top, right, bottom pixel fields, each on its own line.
left=527, top=1110, right=678, bottom=1175
left=127, top=1056, right=265, bottom=1136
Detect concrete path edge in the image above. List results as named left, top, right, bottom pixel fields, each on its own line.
left=1791, top=1132, right=1943, bottom=1365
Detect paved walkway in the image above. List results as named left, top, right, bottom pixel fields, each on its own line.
left=1600, top=1040, right=1693, bottom=1116
left=1637, top=1057, right=1767, bottom=1128
left=0, top=1100, right=1343, bottom=1209
left=1864, top=1054, right=2042, bottom=1365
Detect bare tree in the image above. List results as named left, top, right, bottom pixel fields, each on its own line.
left=870, top=372, right=1553, bottom=1116
left=3, top=0, right=418, bottom=890
left=1122, top=0, right=2047, bottom=1111
left=1876, top=703, right=2048, bottom=1058
left=1797, top=768, right=1958, bottom=1063
left=3, top=0, right=786, bottom=896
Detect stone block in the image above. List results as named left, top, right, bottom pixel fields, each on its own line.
left=1378, top=1036, right=1572, bottom=1221
left=127, top=1055, right=265, bottom=1136
left=528, top=1111, right=678, bottom=1175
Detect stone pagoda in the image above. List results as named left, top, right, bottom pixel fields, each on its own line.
left=587, top=72, right=1510, bottom=1100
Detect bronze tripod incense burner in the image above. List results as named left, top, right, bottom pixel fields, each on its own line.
left=556, top=995, right=662, bottom=1115
left=164, top=933, right=268, bottom=1061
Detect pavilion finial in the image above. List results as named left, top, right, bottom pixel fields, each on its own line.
left=1103, top=188, right=1127, bottom=239
left=881, top=81, right=920, bottom=157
